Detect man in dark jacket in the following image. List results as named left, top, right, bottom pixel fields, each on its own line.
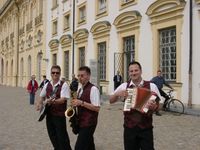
left=113, top=70, right=123, bottom=90
left=70, top=74, right=79, bottom=92
left=151, top=70, right=173, bottom=110
left=39, top=75, right=49, bottom=90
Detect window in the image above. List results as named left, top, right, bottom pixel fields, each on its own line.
left=124, top=36, right=135, bottom=64
left=79, top=6, right=86, bottom=22
left=120, top=0, right=136, bottom=10
left=64, top=14, right=70, bottom=30
left=78, top=2, right=86, bottom=25
left=79, top=47, right=85, bottom=67
left=98, top=0, right=106, bottom=13
left=64, top=51, right=69, bottom=80
left=52, top=53, right=57, bottom=65
left=123, top=36, right=135, bottom=79
left=159, top=27, right=176, bottom=81
left=123, top=0, right=131, bottom=3
left=52, top=20, right=58, bottom=35
left=98, top=42, right=106, bottom=80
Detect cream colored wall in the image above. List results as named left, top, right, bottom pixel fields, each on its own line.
left=0, top=0, right=46, bottom=87
left=0, top=1, right=18, bottom=86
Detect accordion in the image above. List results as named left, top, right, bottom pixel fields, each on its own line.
left=123, top=87, right=153, bottom=113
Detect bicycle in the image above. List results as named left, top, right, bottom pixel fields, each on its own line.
left=163, top=89, right=185, bottom=115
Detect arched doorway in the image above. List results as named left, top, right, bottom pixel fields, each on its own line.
left=6, top=61, right=8, bottom=85
left=27, top=55, right=31, bottom=80
left=37, top=52, right=42, bottom=82
left=11, top=60, right=13, bottom=86
left=20, top=58, right=24, bottom=87
left=0, top=59, right=4, bottom=84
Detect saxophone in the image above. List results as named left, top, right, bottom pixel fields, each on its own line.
left=65, top=90, right=80, bottom=134
left=65, top=91, right=77, bottom=118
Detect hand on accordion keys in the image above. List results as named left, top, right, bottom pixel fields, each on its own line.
left=123, top=87, right=158, bottom=113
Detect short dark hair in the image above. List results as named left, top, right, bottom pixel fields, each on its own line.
left=51, top=65, right=61, bottom=72
left=157, top=69, right=162, bottom=73
left=128, top=61, right=142, bottom=70
left=43, top=75, right=46, bottom=78
left=79, top=66, right=91, bottom=75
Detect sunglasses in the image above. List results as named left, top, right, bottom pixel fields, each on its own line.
left=51, top=72, right=60, bottom=75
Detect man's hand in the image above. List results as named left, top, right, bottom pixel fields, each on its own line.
left=115, top=90, right=128, bottom=98
left=45, top=98, right=55, bottom=105
left=146, top=99, right=157, bottom=111
left=35, top=102, right=42, bottom=111
left=71, top=99, right=82, bottom=107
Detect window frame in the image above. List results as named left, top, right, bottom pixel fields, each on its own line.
left=77, top=2, right=87, bottom=26
left=52, top=19, right=58, bottom=36
left=79, top=47, right=85, bottom=67
left=159, top=27, right=176, bottom=82
left=98, top=42, right=107, bottom=81
left=63, top=11, right=70, bottom=31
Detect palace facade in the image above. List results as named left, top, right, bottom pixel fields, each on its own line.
left=1, top=0, right=200, bottom=107
left=0, top=0, right=46, bottom=87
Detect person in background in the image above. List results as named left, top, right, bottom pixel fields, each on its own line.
left=39, top=75, right=49, bottom=90
left=71, top=66, right=100, bottom=150
left=110, top=61, right=161, bottom=150
left=151, top=70, right=173, bottom=111
left=61, top=77, right=66, bottom=83
left=36, top=65, right=72, bottom=150
left=113, top=70, right=123, bottom=90
left=27, top=75, right=38, bottom=105
left=70, top=74, right=79, bottom=92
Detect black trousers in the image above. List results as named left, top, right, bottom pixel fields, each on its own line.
left=124, top=126, right=154, bottom=150
left=159, top=89, right=170, bottom=107
left=75, top=125, right=96, bottom=150
left=114, top=82, right=121, bottom=90
left=46, top=114, right=72, bottom=150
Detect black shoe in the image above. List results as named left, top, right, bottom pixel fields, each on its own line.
left=155, top=111, right=162, bottom=116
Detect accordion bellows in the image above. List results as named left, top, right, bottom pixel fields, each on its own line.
left=124, top=87, right=152, bottom=113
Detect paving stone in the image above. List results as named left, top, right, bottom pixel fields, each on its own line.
left=0, top=86, right=200, bottom=150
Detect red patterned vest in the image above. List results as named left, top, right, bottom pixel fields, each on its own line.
left=124, top=80, right=153, bottom=129
left=78, top=82, right=99, bottom=128
left=46, top=81, right=66, bottom=117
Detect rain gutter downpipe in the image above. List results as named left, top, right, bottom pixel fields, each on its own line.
left=72, top=0, right=75, bottom=74
left=14, top=0, right=20, bottom=87
left=188, top=0, right=193, bottom=107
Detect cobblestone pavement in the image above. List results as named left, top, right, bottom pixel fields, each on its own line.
left=0, top=86, right=200, bottom=150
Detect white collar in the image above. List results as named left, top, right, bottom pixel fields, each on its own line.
left=129, top=80, right=144, bottom=87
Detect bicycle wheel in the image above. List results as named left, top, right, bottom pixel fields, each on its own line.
left=168, top=99, right=184, bottom=114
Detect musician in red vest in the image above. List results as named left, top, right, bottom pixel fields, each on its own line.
left=36, top=65, right=72, bottom=150
left=110, top=61, right=161, bottom=150
left=26, top=75, right=38, bottom=105
left=71, top=66, right=100, bottom=150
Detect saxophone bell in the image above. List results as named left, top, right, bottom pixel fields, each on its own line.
left=65, top=107, right=75, bottom=118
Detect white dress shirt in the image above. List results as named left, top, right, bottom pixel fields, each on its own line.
left=113, top=80, right=162, bottom=100
left=40, top=80, right=70, bottom=99
left=78, top=86, right=100, bottom=106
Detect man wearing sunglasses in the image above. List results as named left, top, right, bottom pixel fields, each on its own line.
left=36, top=65, right=72, bottom=150
left=71, top=66, right=100, bottom=150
